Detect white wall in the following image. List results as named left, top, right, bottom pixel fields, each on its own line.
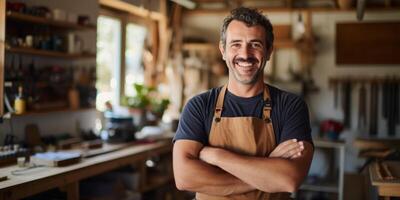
left=1, top=0, right=99, bottom=144
left=181, top=10, right=400, bottom=171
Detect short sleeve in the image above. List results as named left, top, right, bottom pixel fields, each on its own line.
left=279, top=96, right=313, bottom=145
left=173, top=96, right=208, bottom=145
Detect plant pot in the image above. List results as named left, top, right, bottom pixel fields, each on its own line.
left=129, top=108, right=147, bottom=128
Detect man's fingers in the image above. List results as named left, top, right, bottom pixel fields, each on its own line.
left=281, top=141, right=305, bottom=158
left=290, top=152, right=302, bottom=159
left=274, top=139, right=298, bottom=153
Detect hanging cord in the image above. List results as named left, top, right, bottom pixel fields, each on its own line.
left=11, top=164, right=48, bottom=176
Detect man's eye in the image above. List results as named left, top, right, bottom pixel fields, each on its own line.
left=231, top=43, right=240, bottom=48
left=251, top=43, right=262, bottom=48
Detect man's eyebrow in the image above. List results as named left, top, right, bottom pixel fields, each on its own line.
left=229, top=39, right=242, bottom=43
left=249, top=39, right=263, bottom=43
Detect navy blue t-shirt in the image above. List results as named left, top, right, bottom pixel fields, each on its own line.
left=173, top=84, right=312, bottom=146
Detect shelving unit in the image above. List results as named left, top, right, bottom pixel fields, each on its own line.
left=4, top=9, right=97, bottom=115
left=11, top=107, right=96, bottom=117
left=6, top=11, right=96, bottom=30
left=6, top=46, right=96, bottom=59
left=299, top=139, right=346, bottom=200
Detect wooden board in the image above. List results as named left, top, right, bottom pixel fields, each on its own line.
left=369, top=161, right=400, bottom=197
left=336, top=22, right=400, bottom=65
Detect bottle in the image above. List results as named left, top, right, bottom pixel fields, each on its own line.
left=14, top=86, right=26, bottom=115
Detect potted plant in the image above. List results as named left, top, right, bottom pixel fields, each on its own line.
left=122, top=83, right=170, bottom=126
left=122, top=84, right=154, bottom=111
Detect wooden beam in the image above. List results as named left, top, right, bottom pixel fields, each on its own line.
left=0, top=0, right=5, bottom=117
left=183, top=7, right=400, bottom=15
left=99, top=0, right=165, bottom=21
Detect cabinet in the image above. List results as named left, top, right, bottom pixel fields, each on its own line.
left=298, top=139, right=345, bottom=200
left=4, top=9, right=97, bottom=115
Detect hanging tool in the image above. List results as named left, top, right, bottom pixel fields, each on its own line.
left=357, top=0, right=366, bottom=21
left=334, top=80, right=340, bottom=109
left=369, top=82, right=378, bottom=136
left=358, top=83, right=367, bottom=130
left=342, top=81, right=352, bottom=128
left=387, top=79, right=399, bottom=136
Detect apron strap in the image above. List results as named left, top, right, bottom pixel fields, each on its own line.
left=263, top=85, right=272, bottom=123
left=214, top=84, right=272, bottom=123
left=214, top=85, right=227, bottom=122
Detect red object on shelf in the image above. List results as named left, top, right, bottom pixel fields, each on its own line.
left=320, top=120, right=344, bottom=134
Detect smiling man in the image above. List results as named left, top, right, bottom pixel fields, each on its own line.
left=173, top=7, right=313, bottom=200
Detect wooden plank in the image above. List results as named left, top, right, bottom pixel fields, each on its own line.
left=6, top=47, right=96, bottom=59
left=0, top=0, right=5, bottom=117
left=11, top=107, right=96, bottom=117
left=336, top=22, right=400, bottom=65
left=354, top=137, right=400, bottom=150
left=6, top=11, right=96, bottom=30
left=183, top=7, right=400, bottom=15
left=0, top=141, right=172, bottom=199
left=99, top=0, right=164, bottom=21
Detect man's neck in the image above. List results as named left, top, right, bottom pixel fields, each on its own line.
left=227, top=79, right=264, bottom=98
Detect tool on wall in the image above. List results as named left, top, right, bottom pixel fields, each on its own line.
left=342, top=81, right=352, bottom=128
left=369, top=81, right=378, bottom=136
left=330, top=76, right=399, bottom=136
left=357, top=0, right=366, bottom=21
left=334, top=81, right=340, bottom=109
left=358, top=83, right=367, bottom=130
left=382, top=78, right=399, bottom=136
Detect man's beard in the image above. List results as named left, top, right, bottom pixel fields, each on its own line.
left=228, top=57, right=266, bottom=85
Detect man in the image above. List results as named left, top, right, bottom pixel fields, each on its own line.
left=173, top=7, right=313, bottom=200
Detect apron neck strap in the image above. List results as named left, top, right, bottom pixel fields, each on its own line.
left=263, top=85, right=272, bottom=123
left=214, top=84, right=272, bottom=123
left=214, top=85, right=227, bottom=121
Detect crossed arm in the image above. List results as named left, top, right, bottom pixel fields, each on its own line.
left=173, top=139, right=313, bottom=196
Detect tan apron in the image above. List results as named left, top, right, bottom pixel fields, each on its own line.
left=196, top=85, right=290, bottom=200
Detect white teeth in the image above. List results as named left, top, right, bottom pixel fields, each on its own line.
left=236, top=62, right=252, bottom=67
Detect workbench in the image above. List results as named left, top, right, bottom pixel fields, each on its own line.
left=0, top=140, right=173, bottom=200
left=369, top=161, right=400, bottom=199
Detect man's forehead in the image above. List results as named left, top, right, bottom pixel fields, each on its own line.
left=226, top=20, right=266, bottom=42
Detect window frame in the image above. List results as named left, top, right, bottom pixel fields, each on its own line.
left=98, top=8, right=153, bottom=106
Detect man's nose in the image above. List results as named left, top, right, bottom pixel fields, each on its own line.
left=238, top=44, right=252, bottom=59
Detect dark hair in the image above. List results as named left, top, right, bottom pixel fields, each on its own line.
left=220, top=7, right=274, bottom=50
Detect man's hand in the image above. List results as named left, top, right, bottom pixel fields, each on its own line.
left=269, top=139, right=304, bottom=159
left=199, top=146, right=221, bottom=165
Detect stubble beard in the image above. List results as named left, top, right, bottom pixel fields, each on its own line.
left=227, top=59, right=266, bottom=85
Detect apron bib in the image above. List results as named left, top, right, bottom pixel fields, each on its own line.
left=196, top=85, right=290, bottom=200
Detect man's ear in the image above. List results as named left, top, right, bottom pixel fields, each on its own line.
left=219, top=42, right=226, bottom=60
left=266, top=46, right=274, bottom=60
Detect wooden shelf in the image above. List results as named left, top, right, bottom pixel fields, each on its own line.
left=184, top=6, right=400, bottom=15
left=329, top=76, right=400, bottom=84
left=6, top=46, right=96, bottom=59
left=12, top=107, right=96, bottom=117
left=6, top=11, right=96, bottom=30
left=300, top=182, right=339, bottom=193
left=182, top=43, right=217, bottom=51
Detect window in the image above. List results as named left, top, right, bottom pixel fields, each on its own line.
left=96, top=12, right=148, bottom=111
left=124, top=23, right=147, bottom=96
left=96, top=15, right=121, bottom=111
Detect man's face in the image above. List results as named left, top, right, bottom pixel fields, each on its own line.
left=220, top=20, right=272, bottom=85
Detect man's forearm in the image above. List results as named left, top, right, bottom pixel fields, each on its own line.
left=175, top=157, right=254, bottom=195
left=173, top=140, right=255, bottom=196
left=203, top=142, right=313, bottom=193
